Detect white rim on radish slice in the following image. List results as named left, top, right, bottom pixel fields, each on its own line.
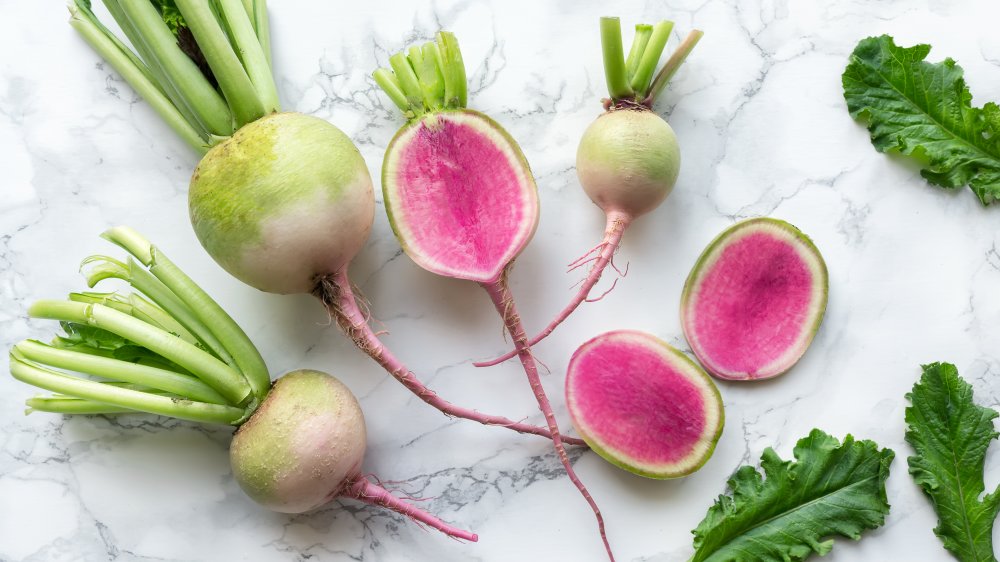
left=681, top=218, right=829, bottom=381
left=566, top=330, right=724, bottom=479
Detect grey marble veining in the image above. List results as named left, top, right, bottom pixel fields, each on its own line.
left=2, top=0, right=999, bottom=560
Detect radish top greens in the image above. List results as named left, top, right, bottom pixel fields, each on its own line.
left=691, top=429, right=894, bottom=562
left=843, top=35, right=1000, bottom=205
left=906, top=363, right=1000, bottom=562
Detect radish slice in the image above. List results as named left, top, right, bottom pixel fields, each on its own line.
left=566, top=330, right=724, bottom=478
left=681, top=218, right=828, bottom=381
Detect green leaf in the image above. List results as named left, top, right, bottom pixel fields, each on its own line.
left=690, top=429, right=894, bottom=562
left=842, top=35, right=1000, bottom=206
left=150, top=0, right=186, bottom=37
left=905, top=362, right=1000, bottom=562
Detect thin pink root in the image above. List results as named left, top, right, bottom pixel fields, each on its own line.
left=474, top=212, right=631, bottom=368
left=344, top=475, right=477, bottom=542
left=482, top=278, right=615, bottom=561
left=314, top=269, right=586, bottom=447
left=585, top=277, right=620, bottom=303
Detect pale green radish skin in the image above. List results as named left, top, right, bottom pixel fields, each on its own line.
left=189, top=112, right=375, bottom=295
left=230, top=369, right=366, bottom=513
left=576, top=108, right=681, bottom=219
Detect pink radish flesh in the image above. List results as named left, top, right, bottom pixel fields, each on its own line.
left=681, top=218, right=828, bottom=381
left=566, top=331, right=723, bottom=478
left=383, top=110, right=538, bottom=283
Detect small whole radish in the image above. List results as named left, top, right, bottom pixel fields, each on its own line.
left=72, top=1, right=562, bottom=443
left=8, top=228, right=476, bottom=542
left=479, top=17, right=703, bottom=367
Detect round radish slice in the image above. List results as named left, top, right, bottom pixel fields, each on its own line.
left=566, top=330, right=724, bottom=479
left=681, top=218, right=828, bottom=381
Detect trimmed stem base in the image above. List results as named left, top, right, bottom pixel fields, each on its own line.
left=343, top=475, right=477, bottom=541
left=476, top=211, right=630, bottom=368
left=482, top=276, right=614, bottom=562
left=314, top=269, right=586, bottom=446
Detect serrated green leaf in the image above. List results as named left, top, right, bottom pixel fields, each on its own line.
left=906, top=362, right=1000, bottom=562
left=842, top=35, right=1000, bottom=205
left=690, top=428, right=894, bottom=562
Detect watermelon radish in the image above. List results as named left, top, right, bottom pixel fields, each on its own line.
left=476, top=17, right=704, bottom=368
left=9, top=229, right=476, bottom=541
left=681, top=218, right=828, bottom=381
left=71, top=1, right=563, bottom=443
left=566, top=330, right=723, bottom=478
left=374, top=32, right=614, bottom=560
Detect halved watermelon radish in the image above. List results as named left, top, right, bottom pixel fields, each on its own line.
left=381, top=109, right=538, bottom=284
left=375, top=32, right=614, bottom=559
left=681, top=218, right=828, bottom=381
left=566, top=330, right=724, bottom=479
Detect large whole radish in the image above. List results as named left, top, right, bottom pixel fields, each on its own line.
left=71, top=0, right=568, bottom=443
left=9, top=228, right=475, bottom=541
left=479, top=17, right=703, bottom=366
left=373, top=32, right=613, bottom=560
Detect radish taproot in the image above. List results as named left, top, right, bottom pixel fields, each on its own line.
left=566, top=330, right=723, bottom=479
left=9, top=228, right=476, bottom=541
left=374, top=32, right=614, bottom=560
left=681, top=218, right=828, bottom=381
left=72, top=0, right=568, bottom=443
left=477, top=17, right=704, bottom=367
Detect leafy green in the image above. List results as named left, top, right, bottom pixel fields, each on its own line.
left=842, top=35, right=1000, bottom=205
left=690, top=429, right=894, bottom=562
left=150, top=0, right=186, bottom=37
left=906, top=362, right=1000, bottom=562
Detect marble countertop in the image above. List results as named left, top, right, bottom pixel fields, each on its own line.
left=2, top=0, right=999, bottom=560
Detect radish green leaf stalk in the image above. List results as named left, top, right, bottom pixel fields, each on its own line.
left=478, top=17, right=703, bottom=367
left=71, top=0, right=567, bottom=444
left=906, top=362, right=1000, bottom=562
left=374, top=31, right=612, bottom=560
left=8, top=228, right=476, bottom=541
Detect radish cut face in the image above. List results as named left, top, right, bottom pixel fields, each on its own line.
left=566, top=330, right=724, bottom=479
left=681, top=218, right=828, bottom=381
left=382, top=110, right=539, bottom=284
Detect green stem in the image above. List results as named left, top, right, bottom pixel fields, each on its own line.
left=115, top=0, right=234, bottom=136
left=28, top=300, right=251, bottom=406
left=413, top=42, right=445, bottom=110
left=69, top=2, right=208, bottom=152
left=624, top=24, right=653, bottom=81
left=69, top=291, right=199, bottom=346
left=11, top=353, right=245, bottom=425
left=215, top=0, right=280, bottom=114
left=14, top=340, right=229, bottom=405
left=82, top=255, right=237, bottom=367
left=251, top=0, right=272, bottom=68
left=629, top=20, right=674, bottom=96
left=103, top=227, right=270, bottom=403
left=436, top=31, right=467, bottom=109
left=645, top=29, right=703, bottom=107
left=173, top=0, right=265, bottom=128
left=600, top=17, right=634, bottom=100
left=26, top=396, right=135, bottom=416
left=388, top=52, right=424, bottom=113
left=374, top=69, right=410, bottom=113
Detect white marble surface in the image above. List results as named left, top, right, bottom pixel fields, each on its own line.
left=2, top=0, right=999, bottom=560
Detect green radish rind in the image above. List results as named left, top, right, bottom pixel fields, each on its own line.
left=381, top=109, right=539, bottom=284
left=566, top=330, right=724, bottom=479
left=681, top=218, right=829, bottom=381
